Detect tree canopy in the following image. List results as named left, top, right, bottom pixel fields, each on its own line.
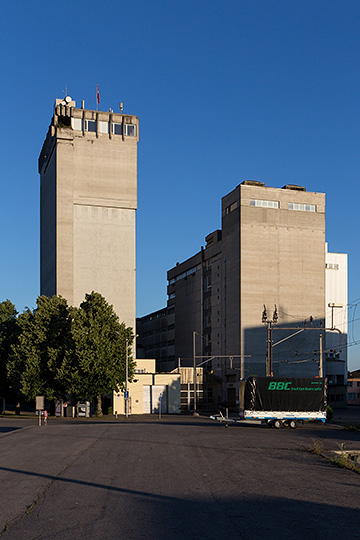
left=3, top=292, right=134, bottom=408
left=69, top=292, right=135, bottom=405
left=0, top=300, right=19, bottom=399
left=8, top=295, right=73, bottom=401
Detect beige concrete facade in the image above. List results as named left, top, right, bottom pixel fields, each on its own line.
left=222, top=182, right=326, bottom=379
left=165, top=181, right=328, bottom=406
left=39, top=98, right=139, bottom=329
left=113, top=359, right=181, bottom=415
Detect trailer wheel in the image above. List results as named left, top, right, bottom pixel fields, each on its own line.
left=289, top=420, right=297, bottom=429
left=274, top=420, right=282, bottom=429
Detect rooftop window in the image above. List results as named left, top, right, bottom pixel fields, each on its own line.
left=288, top=202, right=316, bottom=212
left=112, top=123, right=123, bottom=135
left=71, top=118, right=82, bottom=131
left=168, top=266, right=197, bottom=285
left=85, top=119, right=97, bottom=132
left=250, top=199, right=279, bottom=209
left=125, top=124, right=136, bottom=137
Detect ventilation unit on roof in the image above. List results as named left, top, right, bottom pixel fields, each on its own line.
left=241, top=180, right=266, bottom=187
left=282, top=184, right=306, bottom=191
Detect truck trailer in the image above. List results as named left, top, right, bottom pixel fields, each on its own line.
left=239, top=377, right=327, bottom=428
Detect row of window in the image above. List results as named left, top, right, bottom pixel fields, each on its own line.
left=288, top=202, right=316, bottom=212
left=141, top=327, right=167, bottom=338
left=348, top=393, right=360, bottom=400
left=143, top=310, right=167, bottom=322
left=329, top=393, right=345, bottom=402
left=326, top=263, right=339, bottom=270
left=225, top=201, right=238, bottom=215
left=250, top=199, right=316, bottom=212
left=71, top=117, right=137, bottom=136
left=168, top=266, right=197, bottom=285
left=250, top=199, right=279, bottom=209
left=140, top=324, right=176, bottom=338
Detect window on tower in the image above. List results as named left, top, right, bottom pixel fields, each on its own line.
left=250, top=199, right=279, bottom=209
left=85, top=119, right=97, bottom=132
left=71, top=118, right=82, bottom=130
left=288, top=202, right=316, bottom=212
left=125, top=124, right=137, bottom=137
left=112, top=123, right=123, bottom=135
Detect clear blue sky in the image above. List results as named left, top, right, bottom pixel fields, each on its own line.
left=1, top=0, right=359, bottom=369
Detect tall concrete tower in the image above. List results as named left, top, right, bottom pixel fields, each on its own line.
left=39, top=97, right=139, bottom=330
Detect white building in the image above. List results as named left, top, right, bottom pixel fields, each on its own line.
left=325, top=244, right=348, bottom=404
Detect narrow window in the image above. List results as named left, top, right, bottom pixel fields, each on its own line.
left=112, top=123, right=123, bottom=135
left=125, top=124, right=136, bottom=137
left=85, top=119, right=97, bottom=132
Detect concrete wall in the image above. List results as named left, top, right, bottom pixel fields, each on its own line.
left=348, top=372, right=360, bottom=405
left=165, top=182, right=328, bottom=402
left=113, top=372, right=181, bottom=415
left=40, top=140, right=57, bottom=296
left=325, top=246, right=348, bottom=404
left=39, top=101, right=139, bottom=330
left=168, top=252, right=203, bottom=366
left=222, top=183, right=326, bottom=379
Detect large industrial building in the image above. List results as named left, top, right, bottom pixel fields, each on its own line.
left=137, top=181, right=348, bottom=407
left=38, top=98, right=347, bottom=410
left=39, top=97, right=139, bottom=330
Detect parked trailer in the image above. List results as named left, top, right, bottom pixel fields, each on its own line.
left=242, top=377, right=327, bottom=428
left=212, top=377, right=327, bottom=428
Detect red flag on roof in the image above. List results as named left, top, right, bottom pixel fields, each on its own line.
left=96, top=84, right=100, bottom=104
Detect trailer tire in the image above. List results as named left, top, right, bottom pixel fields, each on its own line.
left=289, top=420, right=297, bottom=429
left=274, top=420, right=282, bottom=429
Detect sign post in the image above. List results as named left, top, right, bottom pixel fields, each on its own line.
left=124, top=390, right=129, bottom=418
left=36, top=396, right=45, bottom=427
left=159, top=393, right=162, bottom=421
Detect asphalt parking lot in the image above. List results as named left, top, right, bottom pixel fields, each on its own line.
left=0, top=414, right=359, bottom=540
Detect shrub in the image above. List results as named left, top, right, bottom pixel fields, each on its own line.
left=326, top=405, right=333, bottom=422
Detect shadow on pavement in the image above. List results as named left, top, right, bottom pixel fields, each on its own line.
left=1, top=464, right=358, bottom=540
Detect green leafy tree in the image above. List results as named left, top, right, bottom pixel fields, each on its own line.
left=8, top=296, right=73, bottom=401
left=0, top=300, right=19, bottom=406
left=70, top=292, right=134, bottom=416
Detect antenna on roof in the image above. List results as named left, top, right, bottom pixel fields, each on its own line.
left=120, top=102, right=124, bottom=112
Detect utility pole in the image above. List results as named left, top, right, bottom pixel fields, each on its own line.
left=319, top=333, right=323, bottom=377
left=271, top=324, right=342, bottom=378
left=328, top=303, right=343, bottom=330
left=262, top=305, right=278, bottom=377
left=125, top=337, right=129, bottom=418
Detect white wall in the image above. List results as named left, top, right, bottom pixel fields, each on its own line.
left=325, top=244, right=348, bottom=383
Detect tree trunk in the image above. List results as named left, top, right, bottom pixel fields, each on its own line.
left=15, top=401, right=21, bottom=415
left=96, top=394, right=103, bottom=417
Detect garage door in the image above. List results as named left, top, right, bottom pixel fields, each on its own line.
left=151, top=385, right=167, bottom=414
left=143, top=386, right=151, bottom=414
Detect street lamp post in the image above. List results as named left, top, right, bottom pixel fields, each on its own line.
left=193, top=331, right=197, bottom=414
left=125, top=337, right=129, bottom=418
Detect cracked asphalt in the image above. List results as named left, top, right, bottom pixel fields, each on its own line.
left=0, top=415, right=359, bottom=540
